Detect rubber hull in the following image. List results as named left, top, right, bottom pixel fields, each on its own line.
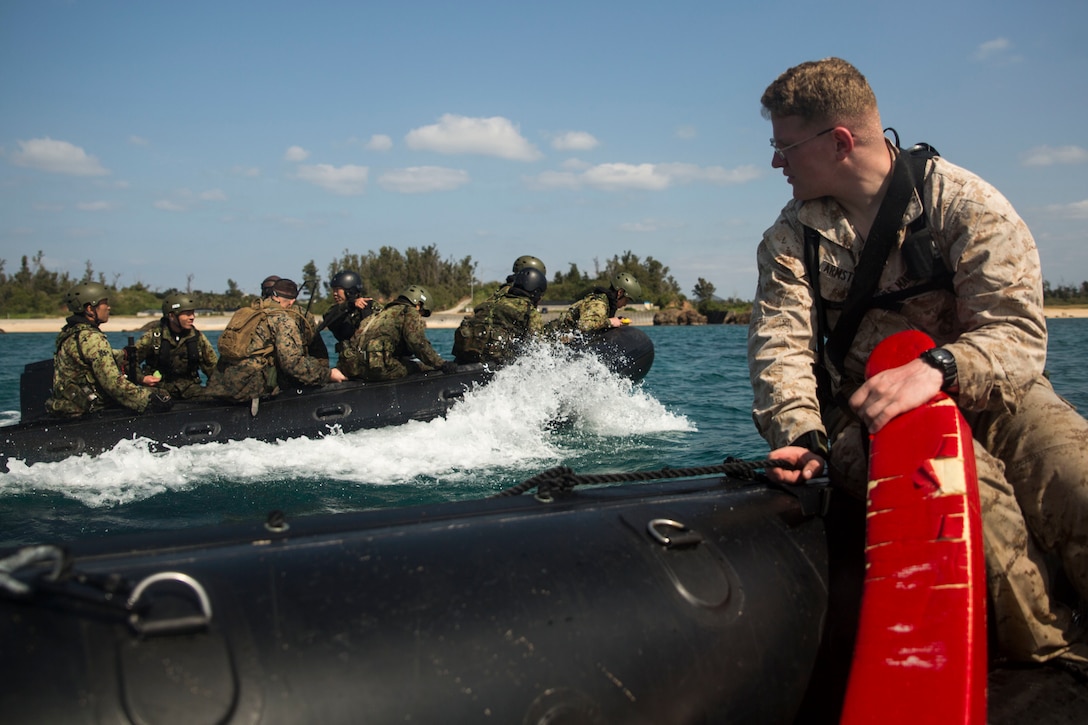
left=0, top=476, right=828, bottom=724
left=2, top=326, right=655, bottom=470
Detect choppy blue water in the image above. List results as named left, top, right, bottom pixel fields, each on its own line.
left=2, top=321, right=1086, bottom=549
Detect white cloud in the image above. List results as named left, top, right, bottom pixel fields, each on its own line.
left=284, top=145, right=310, bottom=162
left=676, top=125, right=697, bottom=140
left=129, top=135, right=150, bottom=146
left=405, top=114, right=542, bottom=161
left=528, top=161, right=762, bottom=191
left=1042, top=199, right=1088, bottom=219
left=366, top=134, right=393, bottom=151
left=296, top=163, right=369, bottom=195
left=10, top=137, right=109, bottom=176
left=1022, top=145, right=1088, bottom=167
left=552, top=131, right=599, bottom=151
left=583, top=163, right=671, bottom=190
left=76, top=201, right=117, bottom=212
left=561, top=157, right=591, bottom=170
left=231, top=165, right=261, bottom=177
left=972, top=37, right=1021, bottom=64
left=199, top=188, right=227, bottom=201
left=154, top=200, right=187, bottom=212
left=379, top=166, right=470, bottom=194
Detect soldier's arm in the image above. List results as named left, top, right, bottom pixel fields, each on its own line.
left=84, top=330, right=152, bottom=412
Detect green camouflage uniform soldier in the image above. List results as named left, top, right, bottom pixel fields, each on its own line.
left=206, top=279, right=343, bottom=402
left=748, top=58, right=1088, bottom=666
left=547, top=272, right=641, bottom=335
left=134, top=293, right=218, bottom=400
left=337, top=285, right=454, bottom=381
left=454, top=267, right=546, bottom=364
left=46, top=282, right=171, bottom=417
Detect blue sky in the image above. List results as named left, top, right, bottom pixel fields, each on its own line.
left=2, top=0, right=1086, bottom=301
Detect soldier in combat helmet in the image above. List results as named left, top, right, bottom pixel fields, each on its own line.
left=318, top=270, right=379, bottom=351
left=46, top=282, right=173, bottom=417
left=547, top=272, right=642, bottom=335
left=336, top=285, right=457, bottom=381
left=133, top=293, right=218, bottom=400
left=454, top=267, right=547, bottom=365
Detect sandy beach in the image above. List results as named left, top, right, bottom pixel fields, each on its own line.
left=1, top=307, right=1084, bottom=334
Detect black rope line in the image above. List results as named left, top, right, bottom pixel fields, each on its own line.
left=490, top=458, right=793, bottom=500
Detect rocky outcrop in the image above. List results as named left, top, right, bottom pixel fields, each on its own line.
left=653, top=302, right=707, bottom=326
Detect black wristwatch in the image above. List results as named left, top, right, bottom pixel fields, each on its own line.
left=920, top=347, right=959, bottom=394
left=789, top=430, right=829, bottom=458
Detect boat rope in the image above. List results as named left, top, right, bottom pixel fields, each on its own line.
left=490, top=457, right=792, bottom=502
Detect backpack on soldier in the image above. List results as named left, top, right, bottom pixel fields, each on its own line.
left=217, top=307, right=271, bottom=361
left=453, top=299, right=531, bottom=364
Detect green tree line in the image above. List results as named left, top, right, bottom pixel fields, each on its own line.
left=7, top=248, right=1083, bottom=318
left=2, top=248, right=685, bottom=317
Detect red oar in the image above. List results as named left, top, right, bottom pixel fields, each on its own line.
left=840, top=330, right=986, bottom=724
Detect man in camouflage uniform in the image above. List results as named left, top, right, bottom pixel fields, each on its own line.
left=258, top=274, right=327, bottom=360
left=337, top=285, right=455, bottom=381
left=454, top=267, right=547, bottom=365
left=547, top=272, right=641, bottom=335
left=748, top=58, right=1088, bottom=666
left=206, top=278, right=345, bottom=402
left=134, top=293, right=217, bottom=400
left=46, top=282, right=172, bottom=417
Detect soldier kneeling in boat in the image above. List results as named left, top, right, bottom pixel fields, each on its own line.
left=133, top=293, right=218, bottom=400
left=453, top=266, right=547, bottom=365
left=547, top=272, right=641, bottom=336
left=46, top=282, right=173, bottom=417
left=336, top=285, right=457, bottom=381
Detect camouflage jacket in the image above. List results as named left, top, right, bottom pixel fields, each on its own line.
left=134, top=320, right=218, bottom=399
left=548, top=289, right=617, bottom=334
left=206, top=299, right=331, bottom=402
left=337, top=301, right=445, bottom=379
left=46, top=317, right=153, bottom=416
left=747, top=153, right=1046, bottom=449
left=453, top=290, right=543, bottom=364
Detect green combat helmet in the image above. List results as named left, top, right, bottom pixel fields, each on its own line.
left=512, top=255, right=546, bottom=276
left=400, top=285, right=433, bottom=317
left=64, top=282, right=109, bottom=313
left=610, top=272, right=642, bottom=302
left=162, top=293, right=197, bottom=316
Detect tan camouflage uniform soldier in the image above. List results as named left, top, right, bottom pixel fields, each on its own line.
left=337, top=285, right=451, bottom=381
left=748, top=58, right=1088, bottom=666
left=47, top=282, right=169, bottom=417
left=206, top=279, right=343, bottom=402
left=134, top=293, right=217, bottom=400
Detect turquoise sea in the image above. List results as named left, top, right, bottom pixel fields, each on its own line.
left=2, top=320, right=1086, bottom=550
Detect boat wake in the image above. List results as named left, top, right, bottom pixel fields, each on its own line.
left=0, top=342, right=692, bottom=508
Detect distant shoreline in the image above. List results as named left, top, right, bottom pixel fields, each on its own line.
left=3, top=306, right=1086, bottom=334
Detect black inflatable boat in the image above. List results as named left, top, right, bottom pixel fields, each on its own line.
left=1, top=326, right=654, bottom=471
left=0, top=466, right=829, bottom=724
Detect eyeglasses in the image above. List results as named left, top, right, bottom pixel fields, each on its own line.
left=769, top=127, right=834, bottom=160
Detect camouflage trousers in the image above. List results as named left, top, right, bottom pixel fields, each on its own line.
left=827, top=377, right=1088, bottom=664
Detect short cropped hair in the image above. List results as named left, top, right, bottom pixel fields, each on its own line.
left=761, top=57, right=878, bottom=124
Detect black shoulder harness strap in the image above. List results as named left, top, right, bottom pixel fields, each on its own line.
left=805, top=145, right=936, bottom=377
